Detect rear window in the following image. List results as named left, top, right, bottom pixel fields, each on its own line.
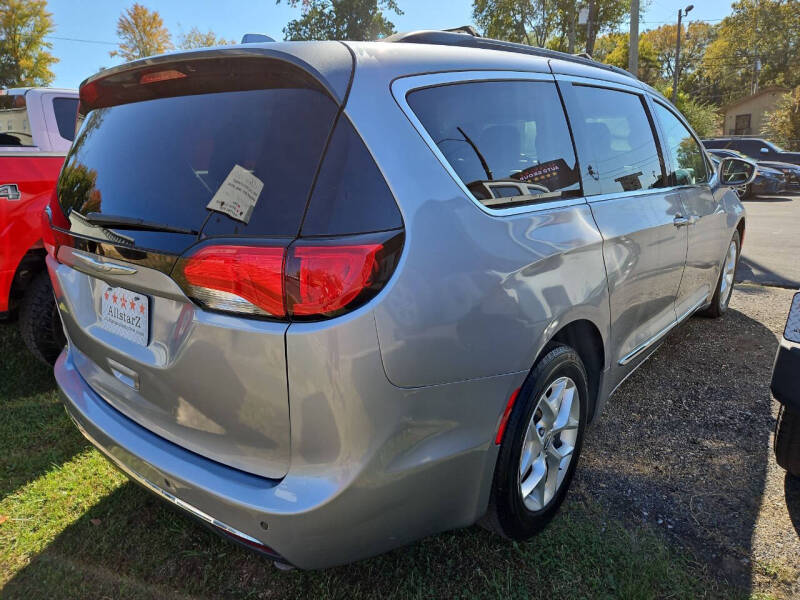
left=58, top=58, right=339, bottom=251
left=0, top=94, right=33, bottom=146
left=53, top=97, right=79, bottom=141
left=407, top=80, right=581, bottom=209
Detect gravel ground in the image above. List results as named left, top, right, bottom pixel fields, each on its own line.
left=574, top=283, right=800, bottom=598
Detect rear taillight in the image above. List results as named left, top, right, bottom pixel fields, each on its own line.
left=173, top=232, right=402, bottom=321
left=181, top=245, right=286, bottom=317
left=42, top=190, right=71, bottom=261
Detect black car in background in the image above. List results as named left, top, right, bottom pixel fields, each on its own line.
left=703, top=136, right=800, bottom=166
left=707, top=148, right=800, bottom=191
left=708, top=153, right=785, bottom=198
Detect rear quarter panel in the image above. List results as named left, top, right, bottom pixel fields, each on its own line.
left=341, top=59, right=611, bottom=388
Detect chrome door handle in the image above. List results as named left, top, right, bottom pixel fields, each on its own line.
left=72, top=251, right=138, bottom=275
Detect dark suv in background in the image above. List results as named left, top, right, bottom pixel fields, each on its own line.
left=703, top=137, right=800, bottom=166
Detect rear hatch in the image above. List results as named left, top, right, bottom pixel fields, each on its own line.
left=50, top=49, right=348, bottom=479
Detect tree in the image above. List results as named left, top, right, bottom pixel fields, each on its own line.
left=0, top=0, right=57, bottom=87
left=110, top=3, right=173, bottom=61
left=279, top=0, right=402, bottom=41
left=701, top=0, right=800, bottom=105
left=178, top=27, right=235, bottom=49
left=641, top=21, right=717, bottom=98
left=762, top=87, right=800, bottom=151
left=593, top=31, right=659, bottom=84
left=473, top=0, right=628, bottom=54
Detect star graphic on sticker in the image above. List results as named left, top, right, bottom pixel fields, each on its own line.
left=104, top=291, right=109, bottom=300
left=112, top=294, right=118, bottom=304
left=129, top=301, right=136, bottom=312
left=140, top=304, right=145, bottom=314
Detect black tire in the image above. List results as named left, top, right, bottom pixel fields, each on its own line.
left=18, top=271, right=66, bottom=365
left=775, top=405, right=800, bottom=479
left=701, top=229, right=740, bottom=319
left=484, top=344, right=589, bottom=540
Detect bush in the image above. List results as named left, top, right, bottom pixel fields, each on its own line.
left=762, top=87, right=800, bottom=151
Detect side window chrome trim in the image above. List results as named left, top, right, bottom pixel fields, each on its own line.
left=553, top=73, right=649, bottom=96
left=391, top=70, right=587, bottom=217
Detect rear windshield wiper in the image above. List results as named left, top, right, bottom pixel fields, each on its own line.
left=82, top=212, right=199, bottom=236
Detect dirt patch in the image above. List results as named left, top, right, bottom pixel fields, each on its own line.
left=574, top=284, right=800, bottom=598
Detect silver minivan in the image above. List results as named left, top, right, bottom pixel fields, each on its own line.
left=47, top=31, right=755, bottom=569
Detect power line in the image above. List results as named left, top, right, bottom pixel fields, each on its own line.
left=45, top=35, right=118, bottom=46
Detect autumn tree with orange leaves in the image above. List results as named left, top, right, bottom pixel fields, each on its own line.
left=110, top=3, right=173, bottom=61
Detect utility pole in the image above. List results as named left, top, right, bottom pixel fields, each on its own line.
left=629, top=0, right=639, bottom=76
left=585, top=0, right=595, bottom=56
left=568, top=5, right=576, bottom=54
left=753, top=0, right=760, bottom=94
left=672, top=4, right=694, bottom=103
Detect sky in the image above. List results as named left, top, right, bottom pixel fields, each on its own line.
left=46, top=0, right=737, bottom=89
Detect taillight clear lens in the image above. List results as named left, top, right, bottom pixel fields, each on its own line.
left=173, top=232, right=403, bottom=321
left=180, top=245, right=286, bottom=317
left=285, top=244, right=381, bottom=316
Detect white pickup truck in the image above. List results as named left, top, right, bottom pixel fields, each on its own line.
left=1, top=87, right=78, bottom=363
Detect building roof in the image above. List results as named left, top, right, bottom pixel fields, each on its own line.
left=722, top=86, right=790, bottom=112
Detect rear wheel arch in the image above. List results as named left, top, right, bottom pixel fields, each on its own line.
left=543, top=319, right=605, bottom=423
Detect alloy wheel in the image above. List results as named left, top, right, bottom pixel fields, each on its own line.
left=518, top=377, right=580, bottom=511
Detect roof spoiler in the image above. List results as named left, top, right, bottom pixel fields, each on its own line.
left=241, top=33, right=275, bottom=44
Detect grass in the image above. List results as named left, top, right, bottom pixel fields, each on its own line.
left=0, top=322, right=737, bottom=599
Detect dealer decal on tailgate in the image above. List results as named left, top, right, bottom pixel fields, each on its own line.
left=100, top=286, right=150, bottom=346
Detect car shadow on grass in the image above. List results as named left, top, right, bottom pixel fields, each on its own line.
left=576, top=288, right=786, bottom=596
left=0, top=323, right=89, bottom=498
left=3, top=478, right=728, bottom=600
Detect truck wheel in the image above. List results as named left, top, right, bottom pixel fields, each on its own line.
left=775, top=405, right=800, bottom=479
left=19, top=271, right=65, bottom=365
left=484, top=344, right=588, bottom=540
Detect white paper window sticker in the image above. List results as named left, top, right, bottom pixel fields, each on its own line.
left=206, top=164, right=264, bottom=224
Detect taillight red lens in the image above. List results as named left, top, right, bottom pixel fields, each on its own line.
left=181, top=245, right=286, bottom=317
left=174, top=232, right=403, bottom=321
left=286, top=244, right=381, bottom=316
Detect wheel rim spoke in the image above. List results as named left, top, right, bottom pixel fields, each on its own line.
left=518, top=376, right=581, bottom=512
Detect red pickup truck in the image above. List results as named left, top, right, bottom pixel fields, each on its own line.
left=1, top=87, right=78, bottom=363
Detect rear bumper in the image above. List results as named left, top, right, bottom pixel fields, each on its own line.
left=56, top=338, right=520, bottom=568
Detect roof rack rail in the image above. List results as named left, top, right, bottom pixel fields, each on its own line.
left=382, top=29, right=636, bottom=80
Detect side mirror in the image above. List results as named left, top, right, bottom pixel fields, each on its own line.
left=760, top=147, right=769, bottom=154
left=719, top=157, right=757, bottom=186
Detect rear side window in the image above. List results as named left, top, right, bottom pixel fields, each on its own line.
left=53, top=97, right=79, bottom=141
left=0, top=94, right=33, bottom=146
left=301, top=115, right=402, bottom=236
left=653, top=102, right=708, bottom=186
left=59, top=58, right=339, bottom=251
left=407, top=80, right=581, bottom=209
left=566, top=85, right=665, bottom=195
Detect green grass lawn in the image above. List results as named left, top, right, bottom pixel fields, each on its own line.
left=0, top=322, right=737, bottom=599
